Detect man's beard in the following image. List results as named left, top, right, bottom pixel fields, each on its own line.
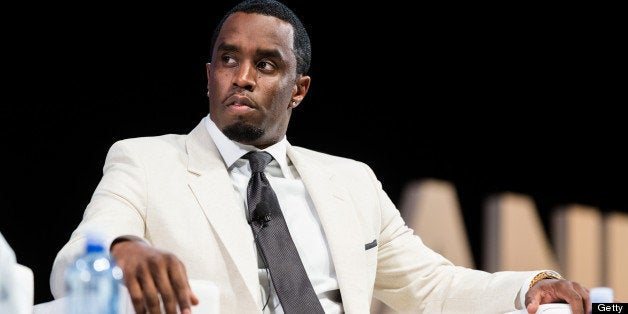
left=222, top=122, right=264, bottom=143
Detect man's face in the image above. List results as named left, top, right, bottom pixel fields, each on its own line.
left=207, top=12, right=303, bottom=148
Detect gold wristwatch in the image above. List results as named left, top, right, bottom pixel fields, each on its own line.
left=529, top=270, right=564, bottom=288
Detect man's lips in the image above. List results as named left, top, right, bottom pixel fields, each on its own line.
left=227, top=103, right=254, bottom=114
left=225, top=95, right=256, bottom=113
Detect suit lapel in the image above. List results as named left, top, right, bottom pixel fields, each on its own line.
left=185, top=122, right=260, bottom=308
left=288, top=146, right=370, bottom=313
left=182, top=123, right=370, bottom=311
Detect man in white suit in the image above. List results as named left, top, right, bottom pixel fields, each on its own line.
left=50, top=0, right=591, bottom=313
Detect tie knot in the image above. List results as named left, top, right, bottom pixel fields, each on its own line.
left=245, top=151, right=273, bottom=173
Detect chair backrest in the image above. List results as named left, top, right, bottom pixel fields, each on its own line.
left=0, top=231, right=34, bottom=314
left=399, top=178, right=475, bottom=268
left=483, top=192, right=559, bottom=272
left=605, top=211, right=628, bottom=301
left=552, top=204, right=603, bottom=289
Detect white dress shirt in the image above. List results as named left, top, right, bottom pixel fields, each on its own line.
left=204, top=115, right=342, bottom=313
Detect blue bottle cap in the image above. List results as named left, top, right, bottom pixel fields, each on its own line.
left=590, top=287, right=614, bottom=303
left=84, top=230, right=106, bottom=253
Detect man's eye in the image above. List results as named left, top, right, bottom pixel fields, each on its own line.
left=222, top=55, right=236, bottom=65
left=257, top=61, right=275, bottom=72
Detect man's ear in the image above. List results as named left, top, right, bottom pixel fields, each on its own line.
left=290, top=75, right=311, bottom=108
left=205, top=63, right=211, bottom=95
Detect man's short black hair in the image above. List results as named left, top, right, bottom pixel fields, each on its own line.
left=210, top=0, right=312, bottom=75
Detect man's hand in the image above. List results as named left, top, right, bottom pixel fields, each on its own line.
left=525, top=279, right=590, bottom=314
left=111, top=239, right=199, bottom=314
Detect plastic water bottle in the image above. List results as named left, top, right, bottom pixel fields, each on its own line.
left=589, top=286, right=614, bottom=314
left=590, top=286, right=614, bottom=303
left=65, top=232, right=124, bottom=314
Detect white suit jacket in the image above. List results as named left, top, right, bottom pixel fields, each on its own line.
left=51, top=118, right=536, bottom=313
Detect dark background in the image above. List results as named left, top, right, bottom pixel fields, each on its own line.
left=1, top=1, right=624, bottom=304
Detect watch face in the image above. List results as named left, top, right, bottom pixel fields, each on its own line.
left=531, top=270, right=564, bottom=289
left=546, top=270, right=563, bottom=279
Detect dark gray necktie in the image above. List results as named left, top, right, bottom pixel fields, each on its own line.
left=245, top=151, right=324, bottom=313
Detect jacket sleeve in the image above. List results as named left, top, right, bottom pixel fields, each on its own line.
left=364, top=163, right=537, bottom=313
left=50, top=140, right=148, bottom=298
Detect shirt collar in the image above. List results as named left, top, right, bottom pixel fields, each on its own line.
left=204, top=114, right=291, bottom=177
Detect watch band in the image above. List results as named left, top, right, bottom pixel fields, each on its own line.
left=529, top=270, right=564, bottom=288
